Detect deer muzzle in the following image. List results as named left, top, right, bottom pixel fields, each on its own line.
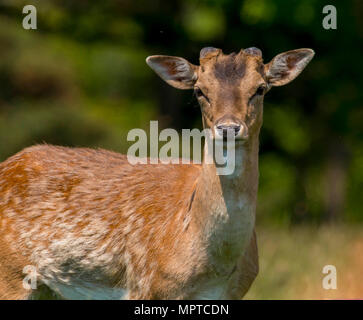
left=214, top=121, right=248, bottom=141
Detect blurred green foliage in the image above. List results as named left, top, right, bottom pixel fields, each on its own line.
left=0, top=0, right=362, bottom=224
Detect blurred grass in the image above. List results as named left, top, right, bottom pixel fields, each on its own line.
left=245, top=225, right=363, bottom=299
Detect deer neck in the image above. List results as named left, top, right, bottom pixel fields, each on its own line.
left=191, top=135, right=260, bottom=262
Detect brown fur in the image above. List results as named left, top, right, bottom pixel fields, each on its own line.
left=0, top=47, right=314, bottom=299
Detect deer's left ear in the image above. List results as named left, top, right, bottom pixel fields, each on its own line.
left=265, top=49, right=315, bottom=86
left=146, top=55, right=198, bottom=90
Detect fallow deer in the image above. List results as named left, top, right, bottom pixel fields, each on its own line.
left=0, top=47, right=314, bottom=299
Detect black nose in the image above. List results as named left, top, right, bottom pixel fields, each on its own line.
left=216, top=124, right=241, bottom=137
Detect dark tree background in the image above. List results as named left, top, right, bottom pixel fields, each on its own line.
left=0, top=0, right=362, bottom=225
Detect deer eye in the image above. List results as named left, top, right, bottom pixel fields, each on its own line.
left=194, top=87, right=209, bottom=102
left=249, top=85, right=266, bottom=104
left=255, top=85, right=266, bottom=96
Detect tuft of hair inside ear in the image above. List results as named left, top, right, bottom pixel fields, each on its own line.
left=266, top=49, right=315, bottom=86
left=146, top=55, right=197, bottom=90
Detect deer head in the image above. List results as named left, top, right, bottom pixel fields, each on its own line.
left=146, top=47, right=314, bottom=144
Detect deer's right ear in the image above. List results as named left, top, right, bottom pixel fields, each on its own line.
left=146, top=55, right=198, bottom=90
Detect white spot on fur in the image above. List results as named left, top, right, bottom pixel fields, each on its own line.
left=44, top=280, right=128, bottom=300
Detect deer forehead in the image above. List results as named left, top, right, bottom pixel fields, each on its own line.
left=197, top=49, right=265, bottom=91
